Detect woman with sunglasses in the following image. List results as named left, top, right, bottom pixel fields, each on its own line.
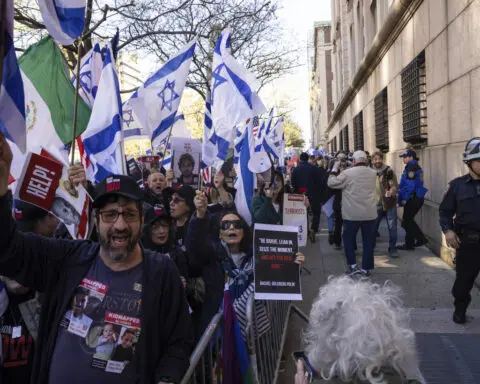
left=186, top=194, right=305, bottom=337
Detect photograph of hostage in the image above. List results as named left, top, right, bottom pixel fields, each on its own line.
left=66, top=287, right=93, bottom=337
left=51, top=195, right=81, bottom=226
left=93, top=323, right=119, bottom=361
left=110, top=328, right=137, bottom=363
left=176, top=153, right=199, bottom=186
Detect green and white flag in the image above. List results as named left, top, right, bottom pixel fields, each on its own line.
left=18, top=37, right=91, bottom=161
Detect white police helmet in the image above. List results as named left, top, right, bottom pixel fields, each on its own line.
left=463, top=138, right=480, bottom=162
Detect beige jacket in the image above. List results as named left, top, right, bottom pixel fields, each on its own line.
left=327, top=165, right=378, bottom=221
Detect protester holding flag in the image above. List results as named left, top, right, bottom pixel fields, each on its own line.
left=0, top=135, right=193, bottom=383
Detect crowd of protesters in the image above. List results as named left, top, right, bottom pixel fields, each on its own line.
left=2, top=130, right=479, bottom=383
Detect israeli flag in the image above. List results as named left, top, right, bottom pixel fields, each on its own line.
left=127, top=40, right=196, bottom=149
left=81, top=47, right=123, bottom=183
left=0, top=0, right=26, bottom=152
left=38, top=0, right=86, bottom=45
left=210, top=28, right=266, bottom=171
left=234, top=121, right=255, bottom=225
left=201, top=91, right=217, bottom=169
left=265, top=108, right=274, bottom=136
left=263, top=116, right=285, bottom=162
left=72, top=43, right=103, bottom=107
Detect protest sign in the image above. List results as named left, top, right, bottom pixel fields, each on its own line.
left=283, top=194, right=308, bottom=247
left=126, top=157, right=143, bottom=188
left=253, top=223, right=301, bottom=301
left=16, top=151, right=92, bottom=240
left=171, top=137, right=201, bottom=187
left=137, top=155, right=160, bottom=186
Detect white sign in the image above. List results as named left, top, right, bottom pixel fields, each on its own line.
left=282, top=194, right=308, bottom=247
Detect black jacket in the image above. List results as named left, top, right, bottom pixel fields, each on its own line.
left=291, top=162, right=329, bottom=204
left=0, top=194, right=193, bottom=384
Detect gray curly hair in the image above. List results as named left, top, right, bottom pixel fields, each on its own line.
left=304, top=276, right=422, bottom=384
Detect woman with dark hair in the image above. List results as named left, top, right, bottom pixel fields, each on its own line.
left=141, top=206, right=188, bottom=286
left=252, top=168, right=306, bottom=225
left=186, top=195, right=305, bottom=337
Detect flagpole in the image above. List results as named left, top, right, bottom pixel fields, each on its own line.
left=70, top=38, right=84, bottom=165
left=0, top=0, right=7, bottom=89
left=158, top=124, right=173, bottom=169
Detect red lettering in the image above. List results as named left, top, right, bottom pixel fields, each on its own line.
left=2, top=334, right=33, bottom=366
left=271, top=264, right=281, bottom=269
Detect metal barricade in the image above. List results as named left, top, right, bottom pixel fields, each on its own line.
left=180, top=311, right=223, bottom=384
left=246, top=295, right=291, bottom=384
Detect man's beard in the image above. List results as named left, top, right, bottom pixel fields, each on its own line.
left=99, top=228, right=140, bottom=262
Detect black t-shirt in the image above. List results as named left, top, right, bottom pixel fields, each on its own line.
left=48, top=257, right=143, bottom=384
left=1, top=292, right=36, bottom=384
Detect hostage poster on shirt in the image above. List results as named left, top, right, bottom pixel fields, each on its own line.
left=253, top=224, right=301, bottom=301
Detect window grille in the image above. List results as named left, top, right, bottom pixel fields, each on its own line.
left=343, top=125, right=350, bottom=152
left=353, top=111, right=364, bottom=150
left=401, top=51, right=427, bottom=144
left=374, top=88, right=389, bottom=151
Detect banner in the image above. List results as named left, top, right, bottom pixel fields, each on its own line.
left=126, top=158, right=143, bottom=188
left=171, top=137, right=201, bottom=188
left=136, top=155, right=160, bottom=186
left=253, top=223, right=301, bottom=301
left=15, top=151, right=92, bottom=240
left=282, top=194, right=308, bottom=247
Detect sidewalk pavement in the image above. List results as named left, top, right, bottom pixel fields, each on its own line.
left=278, top=215, right=480, bottom=384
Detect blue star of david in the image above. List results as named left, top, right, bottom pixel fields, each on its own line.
left=79, top=70, right=92, bottom=93
left=123, top=109, right=134, bottom=128
left=157, top=79, right=180, bottom=112
left=211, top=64, right=227, bottom=106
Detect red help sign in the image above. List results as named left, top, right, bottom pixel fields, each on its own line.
left=18, top=154, right=63, bottom=211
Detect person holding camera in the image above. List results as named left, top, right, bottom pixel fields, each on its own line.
left=439, top=138, right=480, bottom=324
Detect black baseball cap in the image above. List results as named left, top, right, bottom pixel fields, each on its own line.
left=144, top=205, right=170, bottom=226
left=399, top=149, right=417, bottom=159
left=93, top=175, right=144, bottom=208
left=14, top=200, right=49, bottom=221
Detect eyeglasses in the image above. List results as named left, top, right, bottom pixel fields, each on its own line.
left=169, top=197, right=186, bottom=205
left=220, top=220, right=243, bottom=230
left=98, top=209, right=139, bottom=223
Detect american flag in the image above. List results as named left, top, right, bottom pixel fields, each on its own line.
left=251, top=116, right=260, bottom=138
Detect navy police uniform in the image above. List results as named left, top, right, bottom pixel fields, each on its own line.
left=398, top=152, right=428, bottom=249
left=439, top=174, right=480, bottom=317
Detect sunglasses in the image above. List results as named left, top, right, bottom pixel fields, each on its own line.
left=169, top=197, right=186, bottom=205
left=220, top=220, right=243, bottom=230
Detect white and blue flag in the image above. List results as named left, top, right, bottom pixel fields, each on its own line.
left=38, top=0, right=86, bottom=46
left=264, top=108, right=274, bottom=136
left=0, top=0, right=26, bottom=152
left=73, top=43, right=103, bottom=107
left=263, top=116, right=285, bottom=163
left=210, top=28, right=266, bottom=171
left=127, top=40, right=196, bottom=149
left=201, top=91, right=217, bottom=182
left=234, top=121, right=255, bottom=225
left=81, top=47, right=123, bottom=183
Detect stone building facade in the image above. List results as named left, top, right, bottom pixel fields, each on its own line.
left=310, top=22, right=335, bottom=148
left=326, top=0, right=480, bottom=264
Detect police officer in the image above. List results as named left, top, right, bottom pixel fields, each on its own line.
left=397, top=149, right=429, bottom=250
left=439, top=138, right=480, bottom=324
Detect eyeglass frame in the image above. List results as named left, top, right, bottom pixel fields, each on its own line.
left=97, top=209, right=141, bottom=223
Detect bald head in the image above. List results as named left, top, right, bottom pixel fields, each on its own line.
left=148, top=171, right=167, bottom=195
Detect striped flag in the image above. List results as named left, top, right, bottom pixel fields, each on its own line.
left=0, top=0, right=26, bottom=152
left=127, top=40, right=196, bottom=149
left=38, top=0, right=86, bottom=46
left=264, top=108, right=274, bottom=136
left=251, top=116, right=260, bottom=138
left=81, top=46, right=123, bottom=183
left=209, top=28, right=266, bottom=171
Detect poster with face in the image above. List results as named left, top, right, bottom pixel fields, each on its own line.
left=15, top=150, right=92, bottom=240
left=171, top=137, right=201, bottom=187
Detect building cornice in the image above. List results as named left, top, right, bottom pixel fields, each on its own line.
left=326, top=0, right=424, bottom=133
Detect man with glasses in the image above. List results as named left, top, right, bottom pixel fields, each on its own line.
left=0, top=135, right=193, bottom=384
